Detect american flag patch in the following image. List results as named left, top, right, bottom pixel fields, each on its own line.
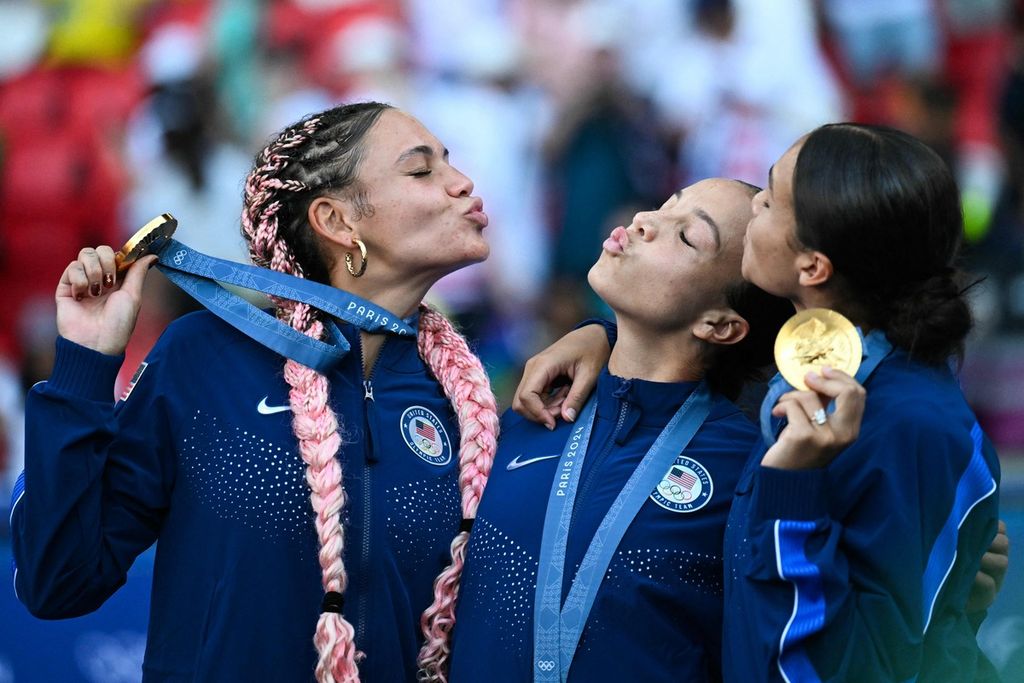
left=119, top=362, right=148, bottom=402
left=415, top=419, right=437, bottom=441
left=667, top=466, right=697, bottom=490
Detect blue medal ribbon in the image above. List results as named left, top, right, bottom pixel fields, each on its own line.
left=760, top=329, right=894, bottom=444
left=532, top=382, right=713, bottom=682
left=151, top=240, right=416, bottom=373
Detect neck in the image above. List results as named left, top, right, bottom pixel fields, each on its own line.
left=791, top=287, right=871, bottom=330
left=607, top=317, right=706, bottom=383
left=329, top=270, right=432, bottom=378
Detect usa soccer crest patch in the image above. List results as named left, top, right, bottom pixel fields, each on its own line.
left=400, top=406, right=452, bottom=466
left=650, top=456, right=713, bottom=513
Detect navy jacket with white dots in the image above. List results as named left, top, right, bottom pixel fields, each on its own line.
left=449, top=369, right=760, bottom=683
left=11, top=310, right=464, bottom=682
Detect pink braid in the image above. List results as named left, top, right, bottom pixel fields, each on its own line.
left=241, top=116, right=363, bottom=682
left=415, top=306, right=499, bottom=682
left=285, top=305, right=361, bottom=683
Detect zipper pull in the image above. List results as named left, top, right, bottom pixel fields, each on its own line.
left=363, top=379, right=374, bottom=401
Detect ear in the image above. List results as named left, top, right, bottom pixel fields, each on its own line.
left=307, top=196, right=361, bottom=249
left=691, top=308, right=749, bottom=347
left=796, top=249, right=833, bottom=287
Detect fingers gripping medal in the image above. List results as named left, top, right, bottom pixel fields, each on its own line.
left=115, top=213, right=177, bottom=272
left=774, top=308, right=862, bottom=391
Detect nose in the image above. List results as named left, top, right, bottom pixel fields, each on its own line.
left=447, top=164, right=474, bottom=197
left=630, top=211, right=657, bottom=241
left=751, top=189, right=765, bottom=214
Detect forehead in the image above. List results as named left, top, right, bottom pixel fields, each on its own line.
left=662, top=179, right=752, bottom=241
left=362, top=110, right=444, bottom=163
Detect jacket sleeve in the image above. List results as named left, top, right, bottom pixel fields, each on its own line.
left=10, top=335, right=176, bottom=618
left=739, top=415, right=999, bottom=682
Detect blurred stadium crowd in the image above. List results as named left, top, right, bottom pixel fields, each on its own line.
left=0, top=0, right=1023, bottom=502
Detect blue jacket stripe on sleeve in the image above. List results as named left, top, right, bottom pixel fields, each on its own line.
left=10, top=470, right=25, bottom=598
left=774, top=519, right=824, bottom=683
left=921, top=422, right=997, bottom=632
left=9, top=470, right=24, bottom=527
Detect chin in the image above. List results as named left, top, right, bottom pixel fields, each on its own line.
left=467, top=241, right=490, bottom=264
left=587, top=264, right=616, bottom=306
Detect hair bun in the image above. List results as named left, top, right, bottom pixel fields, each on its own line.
left=884, top=269, right=972, bottom=364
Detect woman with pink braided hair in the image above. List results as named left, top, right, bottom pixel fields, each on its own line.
left=11, top=102, right=497, bottom=682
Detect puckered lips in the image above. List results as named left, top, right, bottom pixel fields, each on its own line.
left=464, top=198, right=489, bottom=227
left=602, top=226, right=628, bottom=255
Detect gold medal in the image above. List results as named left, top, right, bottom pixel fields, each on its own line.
left=115, top=213, right=177, bottom=272
left=774, top=308, right=862, bottom=391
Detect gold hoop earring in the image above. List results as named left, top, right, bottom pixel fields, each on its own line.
left=345, top=238, right=368, bottom=278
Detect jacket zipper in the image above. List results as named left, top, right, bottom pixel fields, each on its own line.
left=567, top=395, right=630, bottom=537
left=355, top=335, right=387, bottom=644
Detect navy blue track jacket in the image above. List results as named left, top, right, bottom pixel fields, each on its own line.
left=450, top=370, right=761, bottom=682
left=11, top=311, right=466, bottom=681
left=723, top=349, right=1001, bottom=682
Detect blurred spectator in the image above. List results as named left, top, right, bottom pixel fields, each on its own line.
left=46, top=0, right=153, bottom=67
left=124, top=21, right=250, bottom=263
left=0, top=4, right=142, bottom=362
left=939, top=0, right=1013, bottom=244
left=819, top=0, right=942, bottom=88
left=653, top=0, right=843, bottom=186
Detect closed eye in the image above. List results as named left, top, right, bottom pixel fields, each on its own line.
left=409, top=169, right=432, bottom=177
left=679, top=229, right=693, bottom=248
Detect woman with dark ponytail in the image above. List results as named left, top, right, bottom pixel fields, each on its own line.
left=722, top=123, right=1003, bottom=682
left=11, top=102, right=498, bottom=682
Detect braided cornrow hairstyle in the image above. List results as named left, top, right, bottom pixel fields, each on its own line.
left=240, top=102, right=498, bottom=683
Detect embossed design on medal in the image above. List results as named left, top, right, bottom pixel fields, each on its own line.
left=115, top=213, right=178, bottom=272
left=774, top=308, right=862, bottom=390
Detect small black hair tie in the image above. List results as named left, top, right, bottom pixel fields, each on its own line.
left=460, top=518, right=474, bottom=533
left=321, top=591, right=345, bottom=614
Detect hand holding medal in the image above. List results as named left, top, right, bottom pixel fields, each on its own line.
left=56, top=214, right=176, bottom=356
left=761, top=308, right=868, bottom=470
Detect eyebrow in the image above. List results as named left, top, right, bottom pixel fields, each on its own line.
left=693, top=208, right=722, bottom=251
left=395, top=145, right=448, bottom=165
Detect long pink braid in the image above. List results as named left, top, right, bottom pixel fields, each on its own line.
left=284, top=305, right=361, bottom=683
left=242, top=115, right=362, bottom=682
left=416, top=306, right=499, bottom=682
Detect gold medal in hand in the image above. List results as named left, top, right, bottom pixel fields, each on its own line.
left=115, top=213, right=177, bottom=272
left=774, top=308, right=862, bottom=390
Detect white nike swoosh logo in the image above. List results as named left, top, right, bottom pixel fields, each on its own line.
left=257, top=397, right=292, bottom=415
left=506, top=454, right=561, bottom=471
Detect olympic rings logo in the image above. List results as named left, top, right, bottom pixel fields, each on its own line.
left=173, top=249, right=187, bottom=266
left=537, top=660, right=556, bottom=672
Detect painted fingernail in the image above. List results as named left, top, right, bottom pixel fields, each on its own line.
left=90, top=283, right=101, bottom=296
left=104, top=273, right=114, bottom=288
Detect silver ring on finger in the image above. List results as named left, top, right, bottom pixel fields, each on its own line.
left=812, top=408, right=827, bottom=426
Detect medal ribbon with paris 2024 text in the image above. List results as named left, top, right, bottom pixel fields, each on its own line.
left=150, top=239, right=416, bottom=373
left=532, top=382, right=713, bottom=682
